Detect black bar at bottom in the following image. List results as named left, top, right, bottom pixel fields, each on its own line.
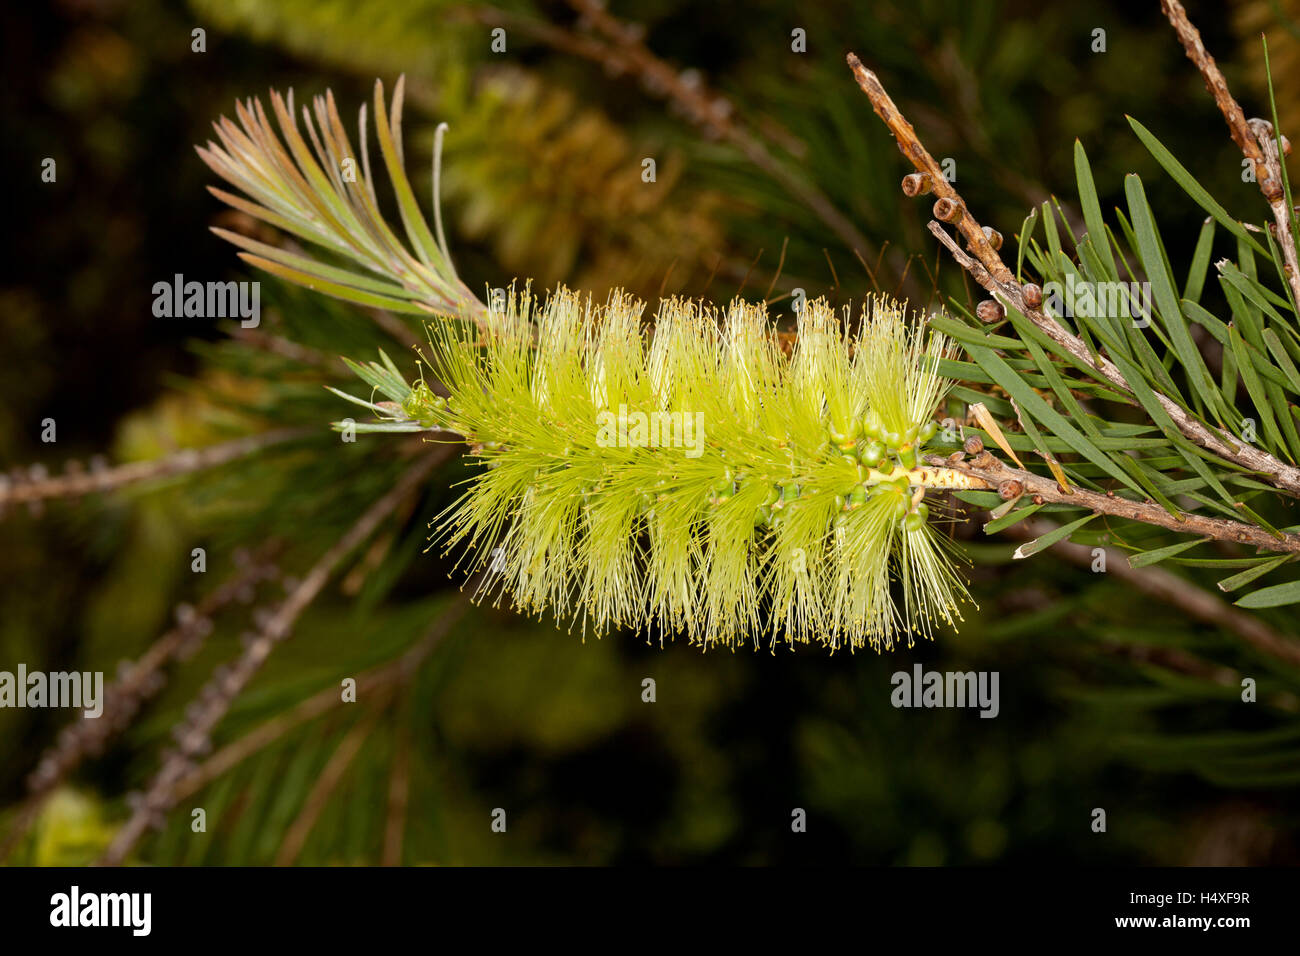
left=0, top=865, right=1289, bottom=943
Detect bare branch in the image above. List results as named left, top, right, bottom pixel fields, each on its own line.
left=1, top=428, right=311, bottom=511
left=928, top=450, right=1300, bottom=555
left=97, top=447, right=452, bottom=866
left=1160, top=0, right=1300, bottom=308
left=167, top=599, right=469, bottom=808
left=0, top=549, right=280, bottom=862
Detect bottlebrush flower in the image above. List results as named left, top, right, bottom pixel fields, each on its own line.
left=398, top=286, right=980, bottom=652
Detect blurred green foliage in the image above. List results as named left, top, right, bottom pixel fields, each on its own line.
left=2, top=0, right=1298, bottom=865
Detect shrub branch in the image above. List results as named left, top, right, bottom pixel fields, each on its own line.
left=927, top=451, right=1300, bottom=555
left=846, top=51, right=1300, bottom=497
left=1160, top=0, right=1300, bottom=310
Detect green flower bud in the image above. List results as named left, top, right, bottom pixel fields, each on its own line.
left=862, top=411, right=882, bottom=439
left=828, top=418, right=861, bottom=445
left=401, top=381, right=444, bottom=422
left=860, top=441, right=885, bottom=466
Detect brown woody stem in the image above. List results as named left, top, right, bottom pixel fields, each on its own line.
left=1160, top=0, right=1300, bottom=309
left=928, top=452, right=1300, bottom=555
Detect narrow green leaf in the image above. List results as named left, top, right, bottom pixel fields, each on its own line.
left=1127, top=536, right=1208, bottom=568
left=324, top=386, right=390, bottom=414
left=1041, top=200, right=1063, bottom=283
left=928, top=315, right=1023, bottom=350
left=376, top=349, right=408, bottom=387
left=1126, top=116, right=1268, bottom=255
left=1235, top=580, right=1300, bottom=608
left=330, top=420, right=428, bottom=433
left=372, top=77, right=444, bottom=272
left=239, top=254, right=432, bottom=315
left=1125, top=174, right=1226, bottom=423
left=960, top=339, right=1139, bottom=489
left=1016, top=206, right=1038, bottom=282
left=1217, top=554, right=1294, bottom=592
left=1012, top=513, right=1098, bottom=559
left=1184, top=217, right=1216, bottom=303
left=1075, top=140, right=1117, bottom=277
left=1264, top=329, right=1300, bottom=395
left=212, top=227, right=424, bottom=299
left=341, top=357, right=409, bottom=402
left=984, top=502, right=1044, bottom=534
left=954, top=491, right=1004, bottom=509
left=1228, top=324, right=1287, bottom=455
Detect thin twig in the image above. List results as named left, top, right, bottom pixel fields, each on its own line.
left=166, top=598, right=469, bottom=807
left=0, top=428, right=311, bottom=509
left=0, top=549, right=280, bottom=862
left=565, top=0, right=880, bottom=260
left=929, top=450, right=1300, bottom=555
left=97, top=448, right=451, bottom=866
left=1160, top=0, right=1300, bottom=309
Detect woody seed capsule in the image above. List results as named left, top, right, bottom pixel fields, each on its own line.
left=1022, top=283, right=1043, bottom=310
left=901, top=172, right=933, bottom=197
left=997, top=478, right=1023, bottom=500
left=933, top=197, right=962, bottom=223
left=975, top=299, right=1005, bottom=323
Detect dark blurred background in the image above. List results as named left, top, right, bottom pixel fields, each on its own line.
left=2, top=0, right=1299, bottom=865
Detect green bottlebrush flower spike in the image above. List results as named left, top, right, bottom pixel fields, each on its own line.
left=399, top=288, right=982, bottom=652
